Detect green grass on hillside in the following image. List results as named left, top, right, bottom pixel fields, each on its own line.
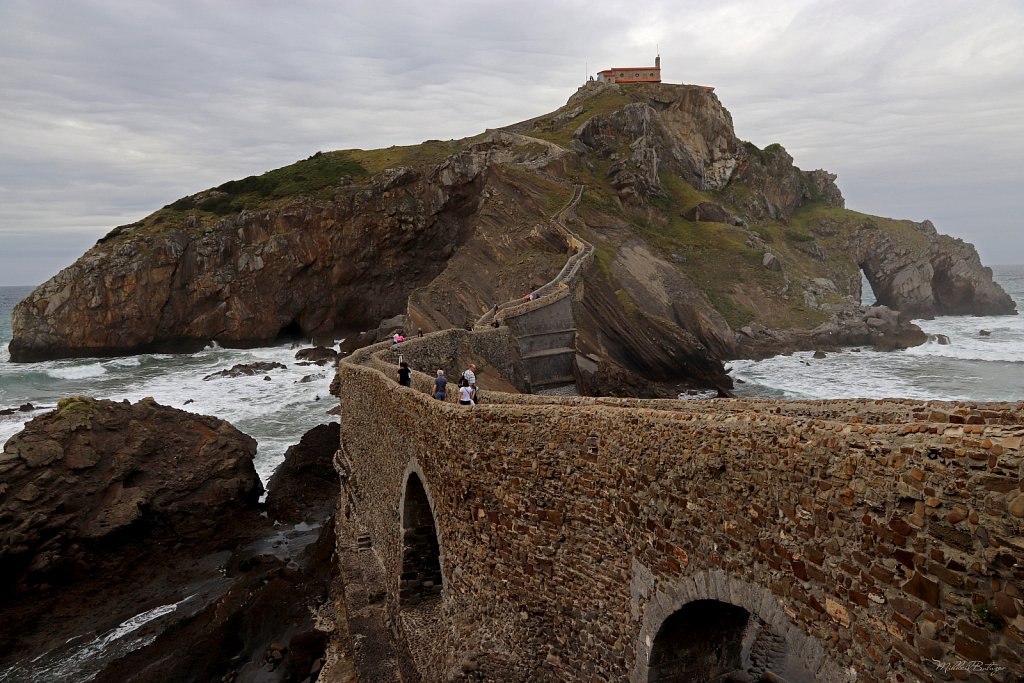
left=525, top=89, right=630, bottom=147
left=166, top=151, right=369, bottom=217
left=350, top=136, right=484, bottom=175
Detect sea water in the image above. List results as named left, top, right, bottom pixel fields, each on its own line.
left=728, top=265, right=1024, bottom=402
left=0, top=286, right=337, bottom=485
left=3, top=267, right=1023, bottom=481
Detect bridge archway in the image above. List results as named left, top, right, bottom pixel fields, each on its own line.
left=630, top=567, right=845, bottom=683
left=398, top=462, right=444, bottom=606
left=647, top=598, right=750, bottom=681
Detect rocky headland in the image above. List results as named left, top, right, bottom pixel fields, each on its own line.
left=0, top=398, right=340, bottom=682
left=8, top=81, right=1016, bottom=395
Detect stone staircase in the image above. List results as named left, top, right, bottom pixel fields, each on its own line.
left=476, top=184, right=592, bottom=393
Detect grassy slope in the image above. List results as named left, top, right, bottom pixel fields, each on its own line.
left=107, top=137, right=488, bottom=243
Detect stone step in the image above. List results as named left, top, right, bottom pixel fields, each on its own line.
left=521, top=346, right=576, bottom=361
left=515, top=328, right=576, bottom=339
left=532, top=376, right=576, bottom=388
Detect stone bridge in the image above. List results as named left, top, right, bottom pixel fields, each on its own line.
left=328, top=329, right=1024, bottom=682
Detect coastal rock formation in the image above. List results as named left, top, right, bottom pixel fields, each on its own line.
left=9, top=81, right=1015, bottom=394
left=735, top=304, right=928, bottom=358
left=8, top=141, right=503, bottom=361
left=294, top=345, right=339, bottom=365
left=0, top=409, right=341, bottom=683
left=265, top=422, right=340, bottom=522
left=0, top=396, right=260, bottom=589
left=852, top=219, right=1016, bottom=318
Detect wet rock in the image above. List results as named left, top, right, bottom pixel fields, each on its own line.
left=0, top=397, right=260, bottom=590
left=0, top=418, right=337, bottom=683
left=934, top=334, right=950, bottom=345
left=294, top=346, right=338, bottom=365
left=265, top=423, right=339, bottom=524
left=0, top=402, right=37, bottom=416
left=204, top=362, right=287, bottom=380
left=980, top=329, right=992, bottom=337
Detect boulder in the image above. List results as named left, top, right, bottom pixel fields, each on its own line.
left=682, top=202, right=734, bottom=224
left=0, top=397, right=260, bottom=589
left=203, top=361, right=286, bottom=380
left=762, top=253, right=782, bottom=271
left=0, top=413, right=338, bottom=683
left=294, top=346, right=338, bottom=365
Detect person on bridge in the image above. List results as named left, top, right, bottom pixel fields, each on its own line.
left=457, top=378, right=474, bottom=406
left=432, top=370, right=448, bottom=401
left=396, top=361, right=411, bottom=387
left=462, top=363, right=478, bottom=404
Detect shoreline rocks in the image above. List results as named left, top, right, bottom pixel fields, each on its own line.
left=0, top=396, right=261, bottom=590
left=0, top=403, right=341, bottom=683
left=735, top=303, right=928, bottom=359
left=203, top=361, right=287, bottom=380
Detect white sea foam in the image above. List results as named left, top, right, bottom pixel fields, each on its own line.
left=102, top=356, right=142, bottom=368
left=1, top=601, right=180, bottom=682
left=0, top=341, right=336, bottom=484
left=46, top=363, right=108, bottom=380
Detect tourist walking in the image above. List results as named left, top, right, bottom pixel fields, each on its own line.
left=432, top=370, right=448, bottom=401
left=396, top=361, right=411, bottom=387
left=462, top=363, right=478, bottom=404
left=457, top=378, right=474, bottom=406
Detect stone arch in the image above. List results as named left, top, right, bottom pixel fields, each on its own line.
left=858, top=264, right=879, bottom=306
left=630, top=566, right=851, bottom=683
left=647, top=598, right=751, bottom=681
left=398, top=460, right=444, bottom=606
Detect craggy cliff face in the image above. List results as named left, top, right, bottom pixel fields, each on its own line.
left=9, top=83, right=1016, bottom=390
left=10, top=151, right=489, bottom=361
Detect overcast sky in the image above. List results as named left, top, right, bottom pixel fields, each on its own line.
left=1, top=0, right=1022, bottom=286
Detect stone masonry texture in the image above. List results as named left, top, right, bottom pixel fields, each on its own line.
left=331, top=334, right=1024, bottom=682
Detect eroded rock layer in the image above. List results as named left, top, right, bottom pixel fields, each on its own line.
left=9, top=82, right=1015, bottom=393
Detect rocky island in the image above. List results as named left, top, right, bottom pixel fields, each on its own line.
left=3, top=80, right=1023, bottom=682
left=7, top=81, right=1014, bottom=396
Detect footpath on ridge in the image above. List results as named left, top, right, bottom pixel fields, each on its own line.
left=474, top=183, right=592, bottom=392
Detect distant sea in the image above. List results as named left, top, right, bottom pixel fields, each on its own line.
left=0, top=286, right=337, bottom=486
left=2, top=267, right=1023, bottom=480
left=729, top=265, right=1024, bottom=402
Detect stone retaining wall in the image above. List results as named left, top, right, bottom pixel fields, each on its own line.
left=333, top=353, right=1024, bottom=682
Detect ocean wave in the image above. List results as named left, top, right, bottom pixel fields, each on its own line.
left=46, top=363, right=108, bottom=380
left=103, top=356, right=142, bottom=368
left=904, top=340, right=1024, bottom=364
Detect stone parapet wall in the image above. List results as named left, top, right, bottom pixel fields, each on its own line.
left=345, top=327, right=526, bottom=396
left=334, top=354, right=1024, bottom=681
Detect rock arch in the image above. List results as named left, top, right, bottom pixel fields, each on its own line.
left=398, top=461, right=444, bottom=606
left=630, top=567, right=851, bottom=683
